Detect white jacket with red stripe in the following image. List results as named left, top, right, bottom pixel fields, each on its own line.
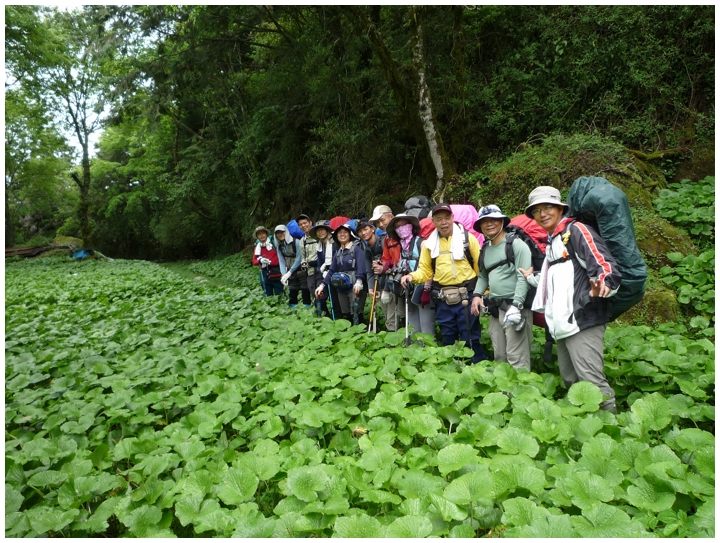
left=529, top=218, right=621, bottom=340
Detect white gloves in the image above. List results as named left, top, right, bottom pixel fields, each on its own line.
left=315, top=284, right=325, bottom=297
left=281, top=272, right=292, bottom=286
left=380, top=290, right=392, bottom=304
left=353, top=280, right=364, bottom=295
left=260, top=257, right=271, bottom=266
left=503, top=305, right=522, bottom=327
left=320, top=263, right=329, bottom=273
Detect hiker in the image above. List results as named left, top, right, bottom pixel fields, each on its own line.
left=356, top=217, right=388, bottom=330
left=470, top=205, right=533, bottom=370
left=308, top=220, right=334, bottom=318
left=370, top=204, right=405, bottom=331
left=520, top=186, right=621, bottom=412
left=400, top=204, right=488, bottom=363
left=315, top=223, right=367, bottom=324
left=297, top=213, right=320, bottom=303
left=273, top=224, right=311, bottom=307
left=252, top=226, right=283, bottom=296
left=385, top=214, right=435, bottom=336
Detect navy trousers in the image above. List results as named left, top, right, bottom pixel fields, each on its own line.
left=435, top=299, right=488, bottom=362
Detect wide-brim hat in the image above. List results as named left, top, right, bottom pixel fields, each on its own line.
left=385, top=213, right=421, bottom=241
left=308, top=220, right=332, bottom=240
left=525, top=186, right=569, bottom=219
left=473, top=205, right=511, bottom=231
left=332, top=223, right=359, bottom=243
left=254, top=226, right=271, bottom=238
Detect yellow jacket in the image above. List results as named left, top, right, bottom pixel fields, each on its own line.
left=410, top=232, right=480, bottom=286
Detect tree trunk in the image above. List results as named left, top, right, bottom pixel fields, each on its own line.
left=408, top=6, right=456, bottom=202
left=346, top=6, right=436, bottom=191
left=5, top=193, right=16, bottom=248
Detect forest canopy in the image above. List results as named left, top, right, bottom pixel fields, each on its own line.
left=4, top=5, right=714, bottom=259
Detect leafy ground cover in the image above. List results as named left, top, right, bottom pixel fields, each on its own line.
left=5, top=254, right=714, bottom=537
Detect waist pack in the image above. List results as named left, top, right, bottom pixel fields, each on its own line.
left=266, top=265, right=282, bottom=280
left=330, top=271, right=355, bottom=291
left=438, top=286, right=469, bottom=306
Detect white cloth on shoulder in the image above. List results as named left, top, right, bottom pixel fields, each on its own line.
left=426, top=223, right=466, bottom=261
left=254, top=240, right=274, bottom=257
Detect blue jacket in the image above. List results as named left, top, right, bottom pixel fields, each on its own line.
left=323, top=241, right=366, bottom=286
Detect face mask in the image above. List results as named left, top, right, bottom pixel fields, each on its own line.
left=396, top=223, right=414, bottom=240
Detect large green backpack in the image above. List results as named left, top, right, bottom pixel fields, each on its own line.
left=566, top=176, right=647, bottom=321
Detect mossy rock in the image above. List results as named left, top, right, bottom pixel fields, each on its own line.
left=472, top=133, right=664, bottom=215
left=617, top=286, right=679, bottom=326
left=672, top=145, right=715, bottom=184
left=634, top=215, right=695, bottom=268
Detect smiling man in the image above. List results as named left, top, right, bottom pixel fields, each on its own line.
left=400, top=204, right=488, bottom=363
left=520, top=186, right=621, bottom=412
left=470, top=205, right=533, bottom=370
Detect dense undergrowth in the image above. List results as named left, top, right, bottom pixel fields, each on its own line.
left=5, top=256, right=714, bottom=537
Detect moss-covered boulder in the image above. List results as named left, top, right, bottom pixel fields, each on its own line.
left=618, top=285, right=680, bottom=326
left=672, top=145, right=715, bottom=183
left=634, top=215, right=696, bottom=269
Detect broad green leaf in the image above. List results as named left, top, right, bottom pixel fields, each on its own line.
left=121, top=504, right=162, bottom=537
left=501, top=496, right=548, bottom=526
left=194, top=507, right=235, bottom=534
left=509, top=513, right=577, bottom=538
left=428, top=492, right=468, bottom=522
left=396, top=469, right=446, bottom=499
left=634, top=445, right=681, bottom=479
left=286, top=465, right=329, bottom=503
left=449, top=525, right=476, bottom=537
left=567, top=381, right=603, bottom=410
left=333, top=513, right=385, bottom=537
left=72, top=497, right=119, bottom=534
left=564, top=471, right=614, bottom=509
left=611, top=440, right=649, bottom=471
left=175, top=494, right=220, bottom=527
left=182, top=469, right=215, bottom=497
left=673, top=428, right=714, bottom=452
left=27, top=470, right=68, bottom=488
left=437, top=444, right=479, bottom=476
left=411, top=371, right=445, bottom=396
left=217, top=467, right=259, bottom=505
left=691, top=498, right=714, bottom=536
left=496, top=427, right=539, bottom=458
left=358, top=489, right=401, bottom=504
left=232, top=508, right=277, bottom=538
left=443, top=468, right=496, bottom=505
left=175, top=441, right=205, bottom=462
left=630, top=393, right=672, bottom=431
left=493, top=461, right=546, bottom=496
left=5, top=484, right=24, bottom=514
left=477, top=392, right=509, bottom=414
left=237, top=452, right=280, bottom=481
left=359, top=444, right=399, bottom=472
left=342, top=374, right=377, bottom=394
left=626, top=477, right=676, bottom=512
left=406, top=413, right=442, bottom=438
left=27, top=506, right=79, bottom=534
left=693, top=447, right=714, bottom=480
left=385, top=515, right=433, bottom=537
left=572, top=503, right=648, bottom=537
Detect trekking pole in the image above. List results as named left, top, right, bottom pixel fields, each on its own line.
left=314, top=293, right=323, bottom=318
left=394, top=294, right=399, bottom=333
left=352, top=297, right=360, bottom=326
left=404, top=284, right=411, bottom=346
left=461, top=298, right=473, bottom=351
left=367, top=278, right=379, bottom=334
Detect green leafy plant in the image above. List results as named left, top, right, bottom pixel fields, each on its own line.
left=653, top=176, right=715, bottom=250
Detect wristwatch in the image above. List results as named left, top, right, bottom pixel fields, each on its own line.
left=512, top=302, right=523, bottom=310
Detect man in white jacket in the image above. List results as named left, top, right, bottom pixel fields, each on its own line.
left=520, top=186, right=621, bottom=412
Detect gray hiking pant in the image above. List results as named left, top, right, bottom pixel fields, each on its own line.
left=488, top=307, right=533, bottom=371
left=407, top=301, right=436, bottom=335
left=556, top=324, right=615, bottom=411
left=381, top=292, right=405, bottom=332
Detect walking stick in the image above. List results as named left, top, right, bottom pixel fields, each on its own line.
left=367, top=278, right=379, bottom=334
left=404, top=284, right=411, bottom=346
left=461, top=298, right=473, bottom=351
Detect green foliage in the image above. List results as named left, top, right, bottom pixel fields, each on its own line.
left=653, top=176, right=715, bottom=251
left=658, top=251, right=715, bottom=321
left=5, top=255, right=714, bottom=537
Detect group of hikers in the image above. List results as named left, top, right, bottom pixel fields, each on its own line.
left=252, top=184, right=636, bottom=413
